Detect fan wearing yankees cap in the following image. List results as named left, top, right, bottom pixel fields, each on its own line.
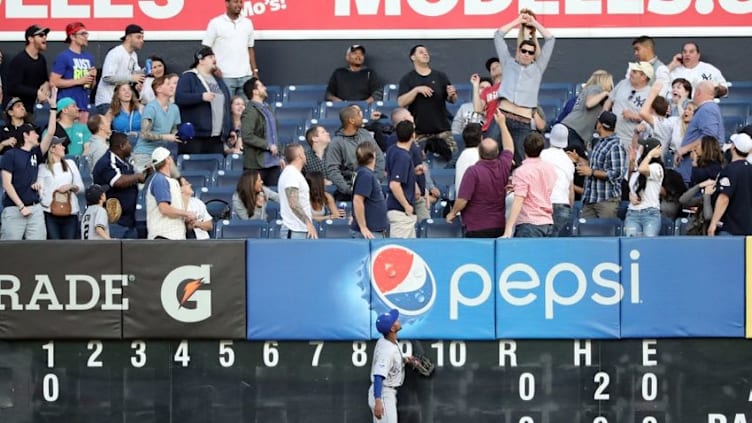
left=175, top=47, right=232, bottom=155
left=326, top=44, right=383, bottom=104
left=368, top=309, right=419, bottom=423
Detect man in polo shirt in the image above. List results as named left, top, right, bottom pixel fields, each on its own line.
left=708, top=133, right=752, bottom=236
left=351, top=141, right=388, bottom=239
left=502, top=132, right=557, bottom=238
left=0, top=94, right=57, bottom=239
left=203, top=0, right=259, bottom=98
left=576, top=111, right=627, bottom=218
left=446, top=111, right=514, bottom=238
left=385, top=120, right=418, bottom=238
left=92, top=132, right=146, bottom=239
left=145, top=147, right=195, bottom=240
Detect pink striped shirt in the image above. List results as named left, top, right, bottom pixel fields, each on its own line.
left=512, top=157, right=557, bottom=225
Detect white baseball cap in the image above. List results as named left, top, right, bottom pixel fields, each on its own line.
left=151, top=147, right=171, bottom=166
left=549, top=123, right=568, bottom=148
left=730, top=133, right=752, bottom=154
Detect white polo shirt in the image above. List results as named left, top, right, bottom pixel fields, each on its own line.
left=203, top=14, right=255, bottom=78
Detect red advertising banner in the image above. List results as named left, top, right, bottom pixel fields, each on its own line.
left=1, top=0, right=751, bottom=41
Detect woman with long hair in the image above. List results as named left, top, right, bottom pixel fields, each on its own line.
left=107, top=83, right=143, bottom=145
left=37, top=137, right=85, bottom=239
left=690, top=135, right=724, bottom=186
left=305, top=171, right=344, bottom=222
left=233, top=169, right=266, bottom=220
left=560, top=69, right=614, bottom=149
left=624, top=139, right=664, bottom=237
left=225, top=95, right=244, bottom=155
left=140, top=56, right=166, bottom=104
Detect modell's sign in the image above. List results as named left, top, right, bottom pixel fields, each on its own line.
left=0, top=0, right=750, bottom=40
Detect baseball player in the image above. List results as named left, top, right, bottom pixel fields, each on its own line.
left=368, top=309, right=417, bottom=422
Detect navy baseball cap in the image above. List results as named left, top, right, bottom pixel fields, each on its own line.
left=376, top=309, right=399, bottom=335
left=177, top=122, right=195, bottom=141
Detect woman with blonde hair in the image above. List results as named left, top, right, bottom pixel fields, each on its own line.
left=37, top=137, right=85, bottom=239
left=106, top=82, right=143, bottom=146
left=560, top=69, right=614, bottom=149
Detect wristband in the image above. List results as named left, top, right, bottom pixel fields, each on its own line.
left=50, top=107, right=57, bottom=111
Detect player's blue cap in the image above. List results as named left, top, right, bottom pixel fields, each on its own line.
left=376, top=309, right=399, bottom=335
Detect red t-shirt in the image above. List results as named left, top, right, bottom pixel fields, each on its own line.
left=481, top=82, right=501, bottom=132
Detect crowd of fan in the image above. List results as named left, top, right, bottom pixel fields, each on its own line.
left=1, top=4, right=750, bottom=241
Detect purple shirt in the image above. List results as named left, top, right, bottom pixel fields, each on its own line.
left=457, top=150, right=513, bottom=232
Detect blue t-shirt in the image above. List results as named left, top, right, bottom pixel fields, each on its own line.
left=350, top=166, right=388, bottom=232
left=0, top=146, right=44, bottom=207
left=678, top=102, right=723, bottom=184
left=112, top=109, right=142, bottom=135
left=134, top=100, right=181, bottom=156
left=385, top=144, right=416, bottom=212
left=92, top=151, right=138, bottom=227
left=149, top=172, right=172, bottom=204
left=52, top=48, right=96, bottom=110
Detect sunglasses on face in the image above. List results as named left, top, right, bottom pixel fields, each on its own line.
left=520, top=49, right=535, bottom=56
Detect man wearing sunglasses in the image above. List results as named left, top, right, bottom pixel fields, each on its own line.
left=494, top=12, right=555, bottom=166
left=6, top=25, right=51, bottom=113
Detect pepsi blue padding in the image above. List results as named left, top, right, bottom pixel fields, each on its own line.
left=620, top=237, right=745, bottom=338
left=369, top=239, right=496, bottom=340
left=246, top=239, right=371, bottom=340
left=496, top=238, right=621, bottom=339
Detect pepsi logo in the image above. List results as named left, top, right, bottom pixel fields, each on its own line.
left=370, top=245, right=436, bottom=316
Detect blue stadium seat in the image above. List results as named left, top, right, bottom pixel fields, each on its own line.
left=723, top=115, right=746, bottom=137
left=445, top=102, right=462, bottom=119
left=718, top=101, right=750, bottom=119
left=224, top=153, right=244, bottom=171
left=276, top=120, right=304, bottom=145
left=539, top=83, right=575, bottom=104
left=319, top=219, right=352, bottom=239
left=660, top=216, right=676, bottom=236
left=214, top=169, right=243, bottom=188
left=382, top=83, right=399, bottom=102
left=430, top=200, right=449, bottom=218
left=203, top=198, right=231, bottom=221
left=319, top=101, right=370, bottom=119
left=430, top=168, right=456, bottom=193
left=674, top=216, right=693, bottom=236
left=572, top=217, right=623, bottom=237
left=282, top=84, right=327, bottom=103
left=198, top=186, right=234, bottom=206
left=265, top=201, right=280, bottom=222
left=273, top=101, right=318, bottom=122
left=216, top=219, right=268, bottom=239
left=180, top=169, right=212, bottom=190
left=177, top=154, right=224, bottom=173
left=372, top=100, right=399, bottom=115
left=725, top=81, right=752, bottom=103
left=307, top=118, right=341, bottom=134
left=452, top=83, right=473, bottom=104
left=418, top=218, right=463, bottom=238
left=265, top=85, right=282, bottom=103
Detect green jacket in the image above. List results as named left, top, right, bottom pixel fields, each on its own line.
left=241, top=101, right=277, bottom=170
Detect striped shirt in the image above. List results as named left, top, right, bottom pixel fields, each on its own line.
left=582, top=135, right=627, bottom=204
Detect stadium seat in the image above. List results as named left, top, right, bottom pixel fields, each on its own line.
left=725, top=81, right=752, bottom=103
left=276, top=120, right=304, bottom=145
left=33, top=103, right=51, bottom=130
left=452, top=83, right=473, bottom=104
left=572, top=217, right=623, bottom=237
left=430, top=168, right=456, bottom=193
left=265, top=85, right=282, bottom=103
left=224, top=153, right=244, bottom=171
left=214, top=169, right=243, bottom=188
left=307, top=118, right=341, bottom=134
left=177, top=154, right=224, bottom=173
left=372, top=100, right=399, bottom=114
left=203, top=198, right=231, bottom=221
left=265, top=201, right=280, bottom=222
left=382, top=83, right=399, bottom=102
left=723, top=115, right=746, bottom=137
left=179, top=170, right=212, bottom=190
left=660, top=216, right=676, bottom=236
left=538, top=98, right=561, bottom=128
left=216, top=219, right=268, bottom=239
left=199, top=187, right=234, bottom=207
left=273, top=101, right=318, bottom=122
left=430, top=200, right=449, bottom=218
left=718, top=101, right=750, bottom=119
left=539, top=83, right=575, bottom=104
left=319, top=219, right=352, bottom=239
left=319, top=101, right=370, bottom=119
left=674, top=217, right=693, bottom=236
left=418, top=218, right=463, bottom=238
left=282, top=84, right=327, bottom=103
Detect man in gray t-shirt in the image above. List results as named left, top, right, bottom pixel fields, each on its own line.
left=606, top=62, right=652, bottom=149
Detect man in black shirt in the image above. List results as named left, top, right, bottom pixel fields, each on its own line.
left=6, top=25, right=51, bottom=113
left=326, top=44, right=382, bottom=103
left=708, top=133, right=752, bottom=236
left=397, top=44, right=458, bottom=154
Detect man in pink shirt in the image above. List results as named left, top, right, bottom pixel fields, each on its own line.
left=446, top=111, right=514, bottom=238
left=502, top=132, right=557, bottom=238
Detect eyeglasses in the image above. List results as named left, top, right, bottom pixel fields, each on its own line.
left=520, top=49, right=536, bottom=56
left=75, top=31, right=89, bottom=37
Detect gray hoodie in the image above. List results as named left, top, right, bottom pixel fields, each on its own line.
left=324, top=128, right=385, bottom=195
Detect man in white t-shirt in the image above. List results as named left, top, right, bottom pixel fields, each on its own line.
left=606, top=62, right=653, bottom=149
left=668, top=42, right=728, bottom=97
left=203, top=0, right=258, bottom=98
left=95, top=24, right=144, bottom=114
left=278, top=143, right=317, bottom=239
left=541, top=124, right=574, bottom=237
left=454, top=122, right=482, bottom=194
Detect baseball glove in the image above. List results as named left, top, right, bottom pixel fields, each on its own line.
left=105, top=198, right=122, bottom=224
left=409, top=354, right=435, bottom=377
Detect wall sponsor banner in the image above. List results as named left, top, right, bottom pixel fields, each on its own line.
left=747, top=237, right=752, bottom=339
left=246, top=239, right=371, bottom=340
left=1, top=1, right=751, bottom=41
left=496, top=238, right=621, bottom=339
left=370, top=239, right=496, bottom=340
left=0, top=241, right=123, bottom=339
left=121, top=241, right=246, bottom=339
left=619, top=237, right=744, bottom=338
